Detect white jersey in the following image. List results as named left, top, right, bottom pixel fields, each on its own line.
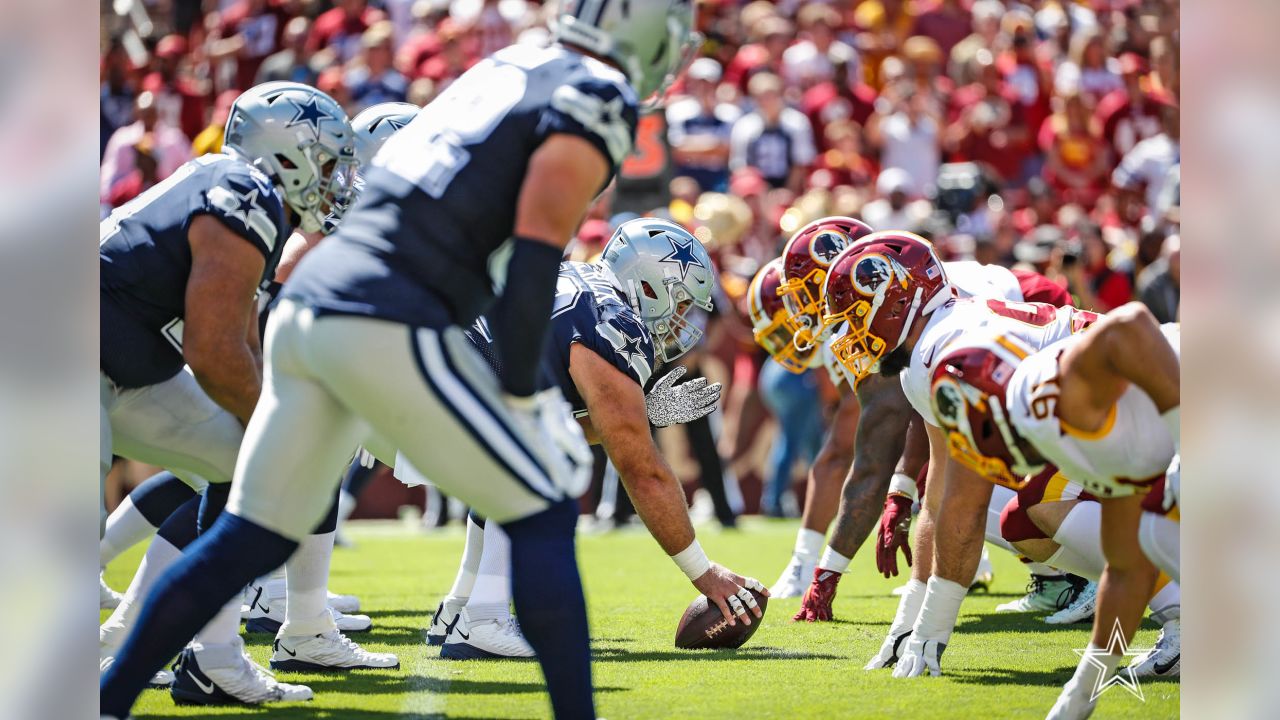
left=902, top=297, right=1099, bottom=426
left=946, top=261, right=1024, bottom=302
left=1007, top=323, right=1180, bottom=498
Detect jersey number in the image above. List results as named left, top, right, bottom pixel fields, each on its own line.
left=984, top=298, right=1058, bottom=327
left=621, top=114, right=668, bottom=180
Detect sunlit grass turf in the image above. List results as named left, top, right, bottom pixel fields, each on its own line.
left=103, top=518, right=1177, bottom=719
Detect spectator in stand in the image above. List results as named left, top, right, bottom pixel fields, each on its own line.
left=256, top=15, right=317, bottom=85
left=416, top=19, right=474, bottom=90
left=726, top=15, right=793, bottom=93
left=912, top=0, right=971, bottom=59
left=1054, top=27, right=1122, bottom=105
left=211, top=0, right=288, bottom=91
left=811, top=119, right=876, bottom=189
left=454, top=0, right=516, bottom=59
left=397, top=1, right=446, bottom=76
left=1112, top=92, right=1179, bottom=219
left=407, top=77, right=437, bottom=107
left=100, top=91, right=193, bottom=213
left=1138, top=233, right=1180, bottom=323
left=317, top=66, right=353, bottom=112
left=308, top=0, right=384, bottom=63
left=141, top=34, right=210, bottom=142
left=861, top=167, right=932, bottom=233
left=1041, top=90, right=1110, bottom=205
left=730, top=72, right=816, bottom=193
left=1000, top=10, right=1052, bottom=183
left=945, top=48, right=1028, bottom=184
left=1068, top=220, right=1132, bottom=311
left=101, top=40, right=137, bottom=153
left=867, top=86, right=942, bottom=195
left=948, top=0, right=1003, bottom=86
left=781, top=5, right=858, bottom=92
left=105, top=138, right=160, bottom=210
left=758, top=357, right=823, bottom=518
left=190, top=90, right=241, bottom=156
left=346, top=21, right=409, bottom=112
left=1013, top=224, right=1069, bottom=288
left=667, top=58, right=741, bottom=192
left=1096, top=52, right=1163, bottom=159
left=853, top=0, right=919, bottom=89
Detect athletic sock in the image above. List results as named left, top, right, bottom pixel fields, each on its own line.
left=193, top=597, right=245, bottom=646
left=101, top=535, right=182, bottom=647
left=1148, top=577, right=1180, bottom=624
left=1023, top=559, right=1065, bottom=577
left=447, top=513, right=486, bottom=601
left=280, top=531, right=339, bottom=636
left=1047, top=502, right=1106, bottom=579
left=886, top=578, right=927, bottom=639
left=502, top=500, right=594, bottom=720
left=794, top=528, right=824, bottom=562
left=100, top=513, right=298, bottom=718
left=101, top=472, right=197, bottom=567
left=468, top=519, right=513, bottom=621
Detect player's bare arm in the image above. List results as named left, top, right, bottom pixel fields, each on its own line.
left=273, top=229, right=325, bottom=284
left=182, top=214, right=267, bottom=426
left=803, top=386, right=860, bottom=536
left=570, top=344, right=765, bottom=625
left=515, top=134, right=611, bottom=249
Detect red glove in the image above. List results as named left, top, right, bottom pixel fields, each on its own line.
left=876, top=494, right=914, bottom=578
left=793, top=568, right=841, bottom=622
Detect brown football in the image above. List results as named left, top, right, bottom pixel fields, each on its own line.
left=673, top=589, right=768, bottom=649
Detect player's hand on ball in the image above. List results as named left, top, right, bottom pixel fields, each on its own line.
left=692, top=564, right=767, bottom=626
left=864, top=630, right=912, bottom=670
left=892, top=637, right=945, bottom=678
left=876, top=494, right=914, bottom=578
left=792, top=568, right=841, bottom=622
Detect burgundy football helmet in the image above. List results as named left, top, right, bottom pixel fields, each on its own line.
left=748, top=258, right=814, bottom=373
left=777, top=216, right=875, bottom=350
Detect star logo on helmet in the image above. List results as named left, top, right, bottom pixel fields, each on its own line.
left=660, top=236, right=705, bottom=281
left=373, top=115, right=410, bottom=133
left=287, top=97, right=335, bottom=135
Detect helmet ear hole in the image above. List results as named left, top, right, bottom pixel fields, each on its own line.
left=274, top=153, right=298, bottom=169
left=640, top=280, right=659, bottom=300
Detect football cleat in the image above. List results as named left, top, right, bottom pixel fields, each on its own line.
left=968, top=548, right=994, bottom=592
left=100, top=655, right=174, bottom=689
left=995, top=574, right=1086, bottom=613
left=170, top=638, right=313, bottom=705
left=1044, top=580, right=1097, bottom=624
left=441, top=608, right=536, bottom=660
left=100, top=573, right=123, bottom=610
left=769, top=554, right=815, bottom=598
left=270, top=631, right=399, bottom=672
left=246, top=597, right=372, bottom=634
left=1127, top=619, right=1180, bottom=677
left=327, top=590, right=361, bottom=615
left=427, top=596, right=467, bottom=646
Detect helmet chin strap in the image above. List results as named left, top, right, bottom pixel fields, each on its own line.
left=893, top=281, right=955, bottom=351
left=891, top=287, right=924, bottom=351
left=991, top=401, right=1037, bottom=477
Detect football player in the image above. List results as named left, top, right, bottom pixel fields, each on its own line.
left=100, top=2, right=700, bottom=717
left=428, top=220, right=763, bottom=659
left=98, top=81, right=354, bottom=709
left=925, top=308, right=1179, bottom=718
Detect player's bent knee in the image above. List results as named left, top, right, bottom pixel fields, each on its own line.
left=1000, top=496, right=1048, bottom=543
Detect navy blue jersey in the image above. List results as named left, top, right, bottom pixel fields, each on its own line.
left=466, top=262, right=656, bottom=414
left=282, top=44, right=638, bottom=330
left=101, top=153, right=291, bottom=388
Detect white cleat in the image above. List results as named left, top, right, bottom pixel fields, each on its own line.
left=441, top=608, right=536, bottom=660
left=995, top=574, right=1086, bottom=613
left=100, top=573, right=123, bottom=610
left=246, top=586, right=372, bottom=634
left=969, top=548, right=994, bottom=592
left=271, top=630, right=399, bottom=671
left=1044, top=581, right=1097, bottom=624
left=427, top=596, right=467, bottom=646
left=327, top=590, right=361, bottom=614
left=769, top=554, right=815, bottom=598
left=170, top=638, right=312, bottom=705
left=1128, top=620, right=1180, bottom=677
left=100, top=655, right=174, bottom=689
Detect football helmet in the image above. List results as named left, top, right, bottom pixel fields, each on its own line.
left=928, top=335, right=1042, bottom=489
left=351, top=102, right=419, bottom=167
left=821, top=230, right=952, bottom=386
left=748, top=258, right=814, bottom=373
left=554, top=0, right=701, bottom=106
left=777, top=216, right=875, bottom=350
left=223, top=82, right=357, bottom=233
left=600, top=218, right=714, bottom=363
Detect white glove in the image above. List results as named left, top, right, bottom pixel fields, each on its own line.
left=356, top=447, right=376, bottom=469
left=1162, top=454, right=1180, bottom=512
left=1045, top=677, right=1098, bottom=720
left=507, top=389, right=592, bottom=499
left=892, top=637, right=945, bottom=678
left=864, top=630, right=912, bottom=670
left=645, top=366, right=723, bottom=428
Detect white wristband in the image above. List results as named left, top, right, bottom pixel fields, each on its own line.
left=888, top=472, right=918, bottom=502
left=818, top=546, right=851, bottom=573
left=1161, top=406, right=1180, bottom=452
left=671, top=539, right=712, bottom=581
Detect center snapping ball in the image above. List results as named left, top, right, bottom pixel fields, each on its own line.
left=674, top=589, right=768, bottom=649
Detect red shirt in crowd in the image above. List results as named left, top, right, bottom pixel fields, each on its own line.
left=307, top=4, right=384, bottom=60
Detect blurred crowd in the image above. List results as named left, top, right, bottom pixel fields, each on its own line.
left=100, top=0, right=1180, bottom=518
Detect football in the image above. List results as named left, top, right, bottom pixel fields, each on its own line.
left=674, top=590, right=768, bottom=650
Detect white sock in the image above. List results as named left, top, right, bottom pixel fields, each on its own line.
left=1139, top=512, right=1180, bottom=585
left=887, top=578, right=927, bottom=638
left=447, top=515, right=486, bottom=601
left=1148, top=580, right=1180, bottom=625
left=101, top=535, right=182, bottom=643
left=1048, top=502, right=1106, bottom=579
left=194, top=597, right=245, bottom=646
left=984, top=485, right=1017, bottom=554
left=1024, top=561, right=1065, bottom=577
left=100, top=496, right=161, bottom=569
left=467, top=520, right=512, bottom=621
left=337, top=489, right=357, bottom=526
left=1065, top=643, right=1121, bottom=697
left=817, top=546, right=851, bottom=573
left=912, top=577, right=968, bottom=644
left=281, top=531, right=338, bottom=636
left=794, top=528, right=824, bottom=561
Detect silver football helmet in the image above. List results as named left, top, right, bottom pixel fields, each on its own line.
left=351, top=102, right=419, bottom=167
left=223, top=82, right=357, bottom=233
left=554, top=0, right=700, bottom=106
left=599, top=218, right=714, bottom=363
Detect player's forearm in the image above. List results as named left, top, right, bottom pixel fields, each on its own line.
left=826, top=459, right=894, bottom=560
left=620, top=466, right=696, bottom=557
left=189, top=344, right=262, bottom=427
left=1099, top=303, right=1180, bottom=412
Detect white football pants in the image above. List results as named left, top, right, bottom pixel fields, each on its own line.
left=228, top=300, right=562, bottom=540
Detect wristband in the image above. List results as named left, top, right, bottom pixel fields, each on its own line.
left=817, top=546, right=851, bottom=574
left=888, top=472, right=918, bottom=502
left=671, top=539, right=712, bottom=581
left=1161, top=406, right=1180, bottom=452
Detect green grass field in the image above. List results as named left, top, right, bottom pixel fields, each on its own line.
left=103, top=519, right=1178, bottom=719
